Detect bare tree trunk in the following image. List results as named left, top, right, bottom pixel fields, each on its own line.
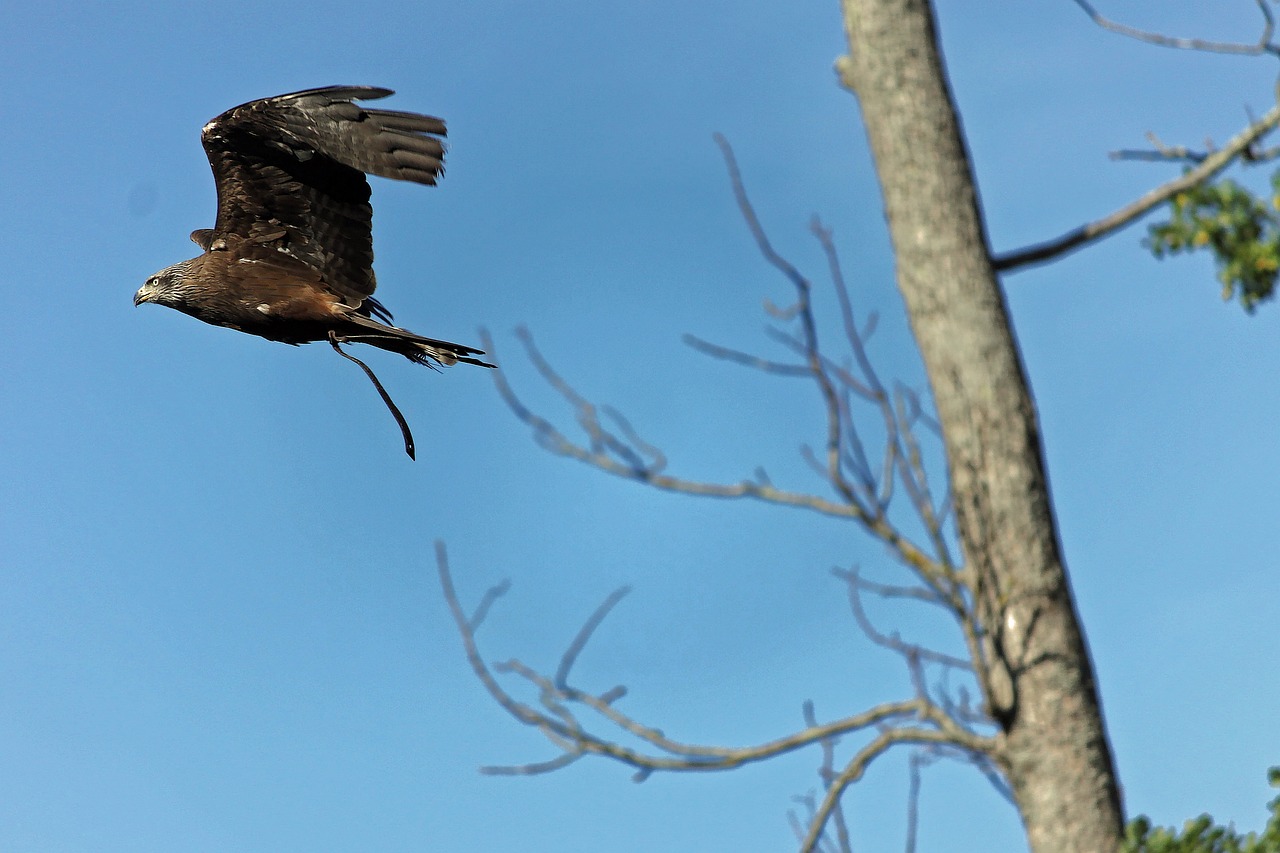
left=838, top=1, right=1125, bottom=850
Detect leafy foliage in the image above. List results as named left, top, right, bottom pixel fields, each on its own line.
left=1146, top=174, right=1280, bottom=312
left=1123, top=767, right=1280, bottom=853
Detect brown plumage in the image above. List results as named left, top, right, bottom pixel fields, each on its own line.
left=135, top=86, right=491, bottom=459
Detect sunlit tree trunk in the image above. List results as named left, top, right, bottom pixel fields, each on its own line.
left=838, top=1, right=1125, bottom=850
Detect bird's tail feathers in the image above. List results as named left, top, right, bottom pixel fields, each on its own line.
left=340, top=316, right=494, bottom=369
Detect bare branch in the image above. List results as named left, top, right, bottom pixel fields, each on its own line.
left=811, top=218, right=957, bottom=566
left=904, top=750, right=931, bottom=853
left=810, top=216, right=887, bottom=400
left=487, top=325, right=948, bottom=581
left=554, top=586, right=631, bottom=688
left=437, top=541, right=561, bottom=735
left=714, top=134, right=866, bottom=524
left=464, top=127, right=1022, bottom=842
left=835, top=566, right=974, bottom=673
left=1248, top=143, right=1280, bottom=162
left=1112, top=125, right=1280, bottom=165
left=481, top=752, right=583, bottom=777
left=995, top=98, right=1280, bottom=272
left=961, top=749, right=1016, bottom=806
left=804, top=700, right=854, bottom=853
left=800, top=727, right=970, bottom=853
left=600, top=407, right=668, bottom=474
left=439, top=543, right=993, bottom=788
left=838, top=568, right=949, bottom=610
left=860, top=311, right=879, bottom=343
left=788, top=807, right=812, bottom=850
left=895, top=385, right=941, bottom=438
left=468, top=578, right=512, bottom=632
left=766, top=328, right=878, bottom=400
left=811, top=217, right=900, bottom=512
left=765, top=297, right=802, bottom=321
left=1071, top=0, right=1278, bottom=57
left=837, top=385, right=879, bottom=502
left=892, top=389, right=954, bottom=568
left=1110, top=131, right=1210, bottom=164
left=514, top=327, right=654, bottom=472
left=682, top=333, right=812, bottom=376
left=712, top=132, right=815, bottom=295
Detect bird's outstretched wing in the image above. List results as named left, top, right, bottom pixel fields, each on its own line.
left=200, top=86, right=446, bottom=319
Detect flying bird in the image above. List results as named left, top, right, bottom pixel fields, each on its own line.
left=135, top=86, right=492, bottom=459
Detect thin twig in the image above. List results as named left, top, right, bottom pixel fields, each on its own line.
left=1071, top=0, right=1278, bottom=57
left=1110, top=131, right=1210, bottom=164
left=892, top=389, right=954, bottom=568
left=555, top=586, right=631, bottom=688
left=712, top=132, right=815, bottom=295
left=840, top=569, right=949, bottom=610
left=481, top=752, right=583, bottom=776
left=805, top=701, right=854, bottom=853
left=810, top=216, right=886, bottom=400
left=683, top=333, right=812, bottom=376
left=801, top=728, right=968, bottom=853
left=437, top=541, right=558, bottom=732
left=469, top=579, right=512, bottom=632
left=813, top=218, right=900, bottom=511
left=601, top=407, right=668, bottom=474
left=1112, top=127, right=1280, bottom=165
left=788, top=808, right=812, bottom=849
left=834, top=567, right=973, bottom=672
left=905, top=751, right=926, bottom=853
left=513, top=327, right=651, bottom=471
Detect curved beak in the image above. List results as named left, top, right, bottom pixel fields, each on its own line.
left=133, top=285, right=152, bottom=307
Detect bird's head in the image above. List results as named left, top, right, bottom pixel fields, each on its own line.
left=135, top=263, right=193, bottom=309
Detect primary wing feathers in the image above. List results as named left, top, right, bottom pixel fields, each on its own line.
left=202, top=86, right=446, bottom=310
left=278, top=96, right=447, bottom=184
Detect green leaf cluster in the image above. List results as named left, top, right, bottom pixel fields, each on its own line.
left=1123, top=767, right=1280, bottom=853
left=1147, top=175, right=1280, bottom=312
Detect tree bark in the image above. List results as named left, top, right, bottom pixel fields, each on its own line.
left=838, top=1, right=1125, bottom=851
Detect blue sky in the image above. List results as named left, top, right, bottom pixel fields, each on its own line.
left=2, top=1, right=1277, bottom=850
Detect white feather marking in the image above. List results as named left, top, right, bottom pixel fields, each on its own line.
left=256, top=303, right=271, bottom=314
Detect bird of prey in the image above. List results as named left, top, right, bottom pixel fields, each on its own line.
left=135, top=86, right=491, bottom=459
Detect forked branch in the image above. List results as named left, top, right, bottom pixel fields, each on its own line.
left=436, top=542, right=996, bottom=850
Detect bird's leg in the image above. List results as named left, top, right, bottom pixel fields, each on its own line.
left=328, top=332, right=417, bottom=460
